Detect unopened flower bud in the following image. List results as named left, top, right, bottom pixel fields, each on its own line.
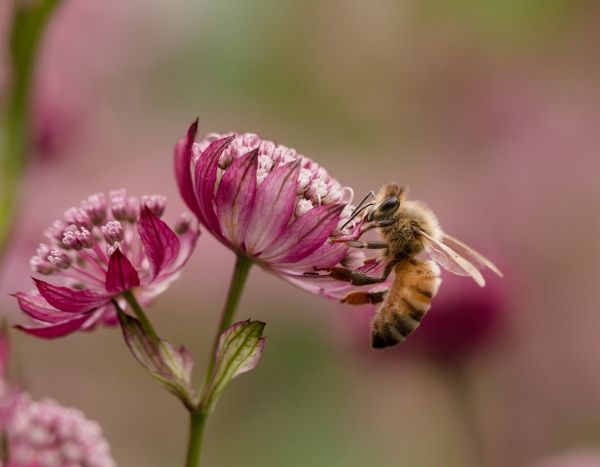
left=63, top=207, right=93, bottom=230
left=47, top=249, right=71, bottom=269
left=101, top=220, right=124, bottom=244
left=30, top=256, right=54, bottom=275
left=126, top=196, right=140, bottom=222
left=81, top=192, right=107, bottom=225
left=142, top=195, right=166, bottom=218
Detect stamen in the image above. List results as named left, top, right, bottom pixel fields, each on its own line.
left=295, top=198, right=314, bottom=217
left=297, top=168, right=313, bottom=192
left=338, top=202, right=374, bottom=231
left=307, top=177, right=328, bottom=204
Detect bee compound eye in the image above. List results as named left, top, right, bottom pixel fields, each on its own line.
left=380, top=196, right=399, bottom=212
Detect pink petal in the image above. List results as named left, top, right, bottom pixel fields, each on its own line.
left=260, top=204, right=344, bottom=263
left=106, top=248, right=141, bottom=293
left=138, top=206, right=180, bottom=281
left=33, top=279, right=110, bottom=313
left=215, top=149, right=258, bottom=248
left=174, top=119, right=202, bottom=219
left=159, top=225, right=200, bottom=278
left=275, top=242, right=348, bottom=270
left=279, top=273, right=353, bottom=300
left=194, top=135, right=235, bottom=240
left=13, top=292, right=74, bottom=323
left=244, top=161, right=300, bottom=255
left=15, top=314, right=91, bottom=339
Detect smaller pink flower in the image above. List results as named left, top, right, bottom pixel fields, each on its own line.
left=528, top=449, right=600, bottom=467
left=13, top=190, right=199, bottom=339
left=4, top=395, right=116, bottom=467
left=0, top=327, right=115, bottom=467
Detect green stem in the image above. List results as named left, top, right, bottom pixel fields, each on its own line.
left=184, top=254, right=252, bottom=467
left=204, top=254, right=253, bottom=381
left=439, top=361, right=487, bottom=467
left=185, top=410, right=207, bottom=467
left=0, top=0, right=62, bottom=261
left=122, top=290, right=160, bottom=345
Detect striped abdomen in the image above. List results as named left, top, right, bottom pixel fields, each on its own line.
left=371, top=259, right=441, bottom=349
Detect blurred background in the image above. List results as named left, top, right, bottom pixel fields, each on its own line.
left=1, top=1, right=600, bottom=466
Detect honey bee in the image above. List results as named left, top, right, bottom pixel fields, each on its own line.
left=331, top=183, right=502, bottom=348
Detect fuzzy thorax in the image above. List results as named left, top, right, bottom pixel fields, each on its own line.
left=379, top=199, right=442, bottom=260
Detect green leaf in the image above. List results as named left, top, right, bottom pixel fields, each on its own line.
left=200, top=319, right=266, bottom=413
left=117, top=310, right=196, bottom=409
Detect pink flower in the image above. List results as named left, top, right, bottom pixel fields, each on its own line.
left=528, top=449, right=600, bottom=467
left=13, top=190, right=199, bottom=339
left=174, top=120, right=382, bottom=298
left=1, top=327, right=115, bottom=467
left=4, top=395, right=116, bottom=467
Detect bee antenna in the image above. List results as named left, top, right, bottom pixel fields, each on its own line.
left=339, top=202, right=374, bottom=230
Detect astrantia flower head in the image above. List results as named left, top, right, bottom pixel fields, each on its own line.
left=4, top=395, right=116, bottom=467
left=1, top=327, right=115, bottom=467
left=14, top=190, right=199, bottom=338
left=174, top=121, right=379, bottom=298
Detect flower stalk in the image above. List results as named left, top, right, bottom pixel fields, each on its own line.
left=123, top=290, right=160, bottom=345
left=204, top=254, right=253, bottom=380
left=185, top=254, right=253, bottom=467
left=185, top=410, right=207, bottom=467
left=0, top=0, right=62, bottom=259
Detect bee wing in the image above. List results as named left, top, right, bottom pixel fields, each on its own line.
left=418, top=230, right=486, bottom=287
left=441, top=233, right=503, bottom=277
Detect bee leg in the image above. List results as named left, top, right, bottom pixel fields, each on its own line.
left=333, top=219, right=395, bottom=243
left=346, top=240, right=389, bottom=250
left=341, top=290, right=387, bottom=305
left=330, top=260, right=397, bottom=286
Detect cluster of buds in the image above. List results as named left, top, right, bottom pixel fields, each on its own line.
left=30, top=190, right=167, bottom=280
left=15, top=190, right=199, bottom=338
left=5, top=395, right=115, bottom=467
left=1, top=329, right=115, bottom=467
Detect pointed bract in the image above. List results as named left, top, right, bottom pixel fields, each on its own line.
left=15, top=315, right=92, bottom=339
left=260, top=204, right=345, bottom=263
left=137, top=206, right=180, bottom=281
left=105, top=248, right=140, bottom=293
left=244, top=161, right=300, bottom=254
left=194, top=136, right=235, bottom=239
left=174, top=119, right=202, bottom=218
left=215, top=149, right=258, bottom=247
left=201, top=319, right=266, bottom=413
left=118, top=310, right=196, bottom=409
left=34, top=279, right=109, bottom=313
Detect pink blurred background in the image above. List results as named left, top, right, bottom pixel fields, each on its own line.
left=2, top=1, right=600, bottom=466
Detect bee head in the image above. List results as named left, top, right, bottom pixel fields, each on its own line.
left=366, top=184, right=407, bottom=222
